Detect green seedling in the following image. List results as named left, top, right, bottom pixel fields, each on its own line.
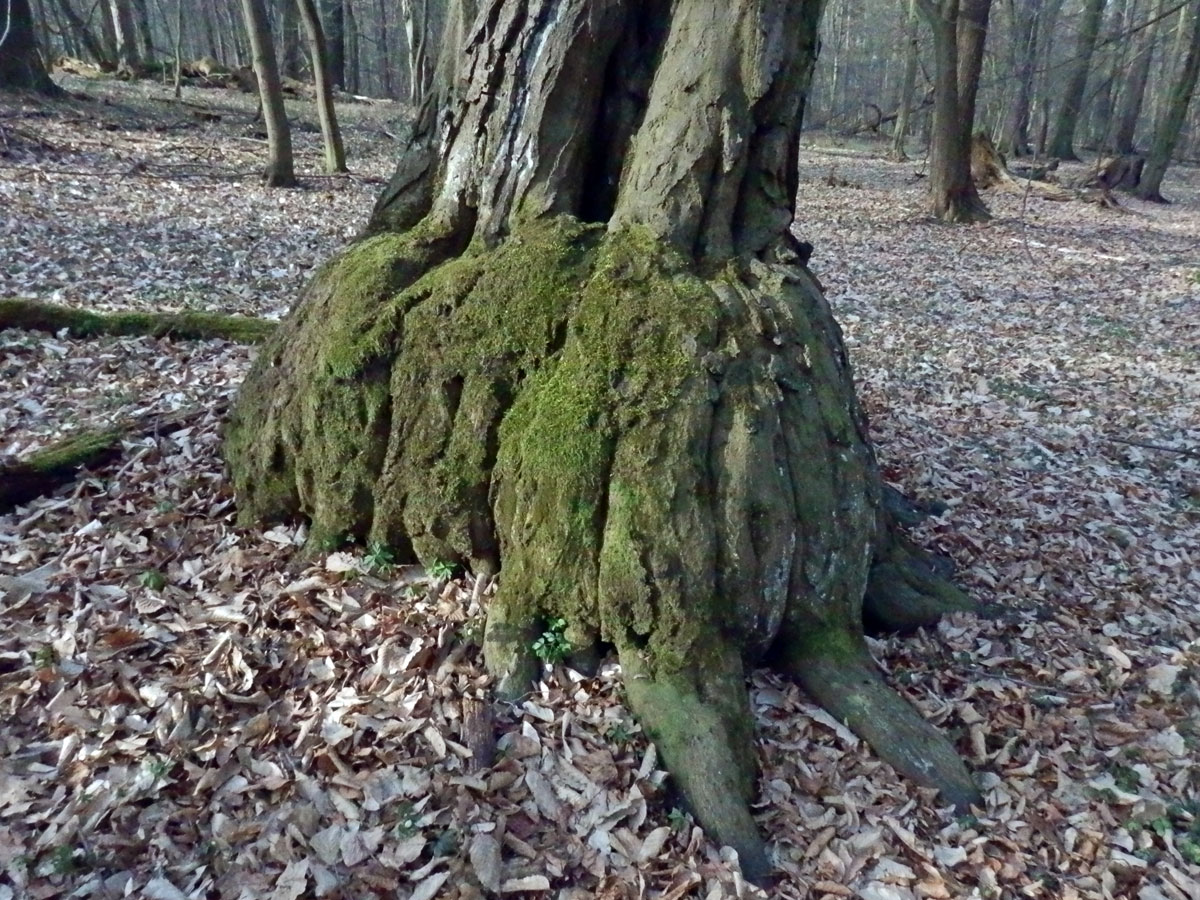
left=532, top=617, right=571, bottom=664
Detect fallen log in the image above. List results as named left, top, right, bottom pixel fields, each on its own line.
left=0, top=407, right=215, bottom=513
left=0, top=299, right=276, bottom=343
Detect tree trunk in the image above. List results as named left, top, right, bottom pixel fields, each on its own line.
left=52, top=0, right=111, bottom=67
left=1114, top=0, right=1169, bottom=154
left=108, top=0, right=142, bottom=70
left=1136, top=0, right=1200, bottom=200
left=130, top=0, right=154, bottom=60
left=240, top=0, right=295, bottom=186
left=400, top=0, right=430, bottom=106
left=279, top=0, right=301, bottom=78
left=343, top=0, right=358, bottom=92
left=320, top=0, right=344, bottom=88
left=1000, top=0, right=1038, bottom=156
left=295, top=0, right=346, bottom=172
left=173, top=0, right=184, bottom=96
left=917, top=0, right=992, bottom=221
left=226, top=0, right=981, bottom=881
left=1048, top=0, right=1108, bottom=160
left=892, top=0, right=920, bottom=160
left=0, top=0, right=60, bottom=92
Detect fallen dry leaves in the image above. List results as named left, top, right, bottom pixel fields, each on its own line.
left=2, top=81, right=1199, bottom=900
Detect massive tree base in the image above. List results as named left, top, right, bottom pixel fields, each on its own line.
left=226, top=217, right=980, bottom=880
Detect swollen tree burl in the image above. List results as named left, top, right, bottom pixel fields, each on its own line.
left=226, top=0, right=980, bottom=880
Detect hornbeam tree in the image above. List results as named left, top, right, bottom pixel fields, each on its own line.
left=916, top=0, right=994, bottom=221
left=226, top=0, right=982, bottom=879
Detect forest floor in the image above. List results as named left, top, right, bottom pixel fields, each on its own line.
left=1, top=74, right=1198, bottom=900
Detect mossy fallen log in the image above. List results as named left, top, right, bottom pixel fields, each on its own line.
left=0, top=407, right=211, bottom=513
left=0, top=299, right=277, bottom=343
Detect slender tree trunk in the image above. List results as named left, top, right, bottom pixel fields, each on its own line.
left=52, top=0, right=109, bottom=66
left=400, top=0, right=430, bottom=106
left=320, top=0, right=343, bottom=87
left=108, top=0, right=141, bottom=70
left=227, top=0, right=981, bottom=883
left=1137, top=0, right=1200, bottom=199
left=279, top=0, right=300, bottom=77
left=173, top=0, right=184, bottom=96
left=917, top=0, right=992, bottom=221
left=296, top=0, right=346, bottom=172
left=1049, top=0, right=1108, bottom=159
left=130, top=0, right=153, bottom=60
left=343, top=0, right=358, bottom=92
left=1115, top=0, right=1169, bottom=153
left=376, top=0, right=390, bottom=96
left=240, top=0, right=295, bottom=186
left=1000, top=0, right=1038, bottom=155
left=892, top=0, right=920, bottom=159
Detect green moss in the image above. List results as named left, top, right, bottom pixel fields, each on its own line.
left=26, top=428, right=124, bottom=473
left=0, top=299, right=276, bottom=343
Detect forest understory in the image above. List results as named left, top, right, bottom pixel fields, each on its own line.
left=1, top=77, right=1198, bottom=900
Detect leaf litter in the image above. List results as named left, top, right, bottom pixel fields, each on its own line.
left=2, top=83, right=1199, bottom=899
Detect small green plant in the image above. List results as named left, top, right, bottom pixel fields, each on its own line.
left=428, top=559, right=455, bottom=580
left=392, top=800, right=421, bottom=838
left=1110, top=763, right=1140, bottom=793
left=667, top=807, right=690, bottom=831
left=47, top=845, right=79, bottom=876
left=1180, top=838, right=1200, bottom=865
left=138, top=570, right=167, bottom=591
left=33, top=645, right=57, bottom=669
left=144, top=755, right=172, bottom=781
left=607, top=721, right=634, bottom=744
left=432, top=828, right=460, bottom=857
left=154, top=499, right=175, bottom=513
left=457, top=616, right=485, bottom=646
left=532, top=617, right=571, bottom=664
left=363, top=542, right=396, bottom=573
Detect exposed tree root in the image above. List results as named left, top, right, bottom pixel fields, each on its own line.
left=0, top=298, right=277, bottom=343
left=0, top=406, right=212, bottom=513
left=778, top=628, right=981, bottom=813
left=620, top=644, right=768, bottom=882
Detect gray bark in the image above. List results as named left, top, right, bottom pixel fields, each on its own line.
left=1114, top=0, right=1169, bottom=153
left=892, top=0, right=921, bottom=159
left=240, top=0, right=296, bottom=186
left=1000, top=0, right=1038, bottom=155
left=296, top=0, right=346, bottom=172
left=1048, top=0, right=1108, bottom=159
left=1137, top=0, right=1200, bottom=199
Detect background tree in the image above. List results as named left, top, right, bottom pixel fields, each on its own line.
left=226, top=0, right=982, bottom=881
left=1, top=0, right=60, bottom=92
left=108, top=0, right=142, bottom=70
left=1136, top=0, right=1200, bottom=199
left=916, top=0, right=993, bottom=221
left=892, top=0, right=921, bottom=159
left=239, top=0, right=295, bottom=186
left=999, top=0, right=1038, bottom=155
left=296, top=0, right=346, bottom=173
left=1048, top=0, right=1108, bottom=159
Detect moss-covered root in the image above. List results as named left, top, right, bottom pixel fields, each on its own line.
left=482, top=596, right=543, bottom=702
left=0, top=407, right=211, bottom=513
left=0, top=298, right=277, bottom=343
left=0, top=428, right=125, bottom=513
left=864, top=532, right=977, bottom=633
left=780, top=629, right=980, bottom=813
left=619, top=644, right=771, bottom=884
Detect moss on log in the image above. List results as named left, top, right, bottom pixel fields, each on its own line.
left=0, top=299, right=277, bottom=343
left=0, top=407, right=210, bottom=512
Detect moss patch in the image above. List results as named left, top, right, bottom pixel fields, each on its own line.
left=0, top=298, right=276, bottom=343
